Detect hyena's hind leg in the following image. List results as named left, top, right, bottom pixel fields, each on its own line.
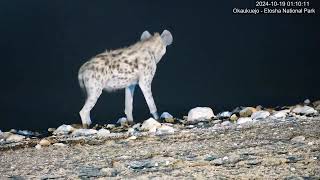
left=79, top=77, right=103, bottom=128
left=125, top=84, right=136, bottom=124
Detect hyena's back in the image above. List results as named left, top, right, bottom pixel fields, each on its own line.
left=78, top=49, right=143, bottom=95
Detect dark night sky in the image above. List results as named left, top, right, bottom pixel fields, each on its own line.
left=0, top=1, right=319, bottom=131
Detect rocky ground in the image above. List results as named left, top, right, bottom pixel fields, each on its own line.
left=0, top=101, right=320, bottom=179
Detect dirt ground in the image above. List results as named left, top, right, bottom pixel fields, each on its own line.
left=0, top=116, right=319, bottom=179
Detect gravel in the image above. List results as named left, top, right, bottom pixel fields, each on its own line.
left=0, top=116, right=319, bottom=179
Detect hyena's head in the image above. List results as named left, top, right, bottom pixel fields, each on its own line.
left=140, top=30, right=173, bottom=62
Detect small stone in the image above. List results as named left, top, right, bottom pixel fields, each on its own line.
left=132, top=123, right=141, bottom=130
left=6, top=134, right=25, bottom=142
left=251, top=111, right=270, bottom=120
left=35, top=144, right=42, bottom=149
left=106, top=124, right=116, bottom=129
left=304, top=99, right=311, bottom=105
left=204, top=155, right=217, bottom=161
left=212, top=120, right=222, bottom=124
left=9, top=129, right=17, bottom=133
left=247, top=159, right=261, bottom=165
left=239, top=107, right=257, bottom=117
left=129, top=160, right=154, bottom=169
left=291, top=135, right=305, bottom=143
left=160, top=112, right=173, bottom=119
left=186, top=125, right=195, bottom=129
left=71, top=129, right=97, bottom=136
left=53, top=143, right=66, bottom=147
left=187, top=107, right=215, bottom=122
left=148, top=126, right=157, bottom=134
left=48, top=128, right=56, bottom=133
left=292, top=105, right=317, bottom=115
left=218, top=111, right=232, bottom=118
left=227, top=154, right=241, bottom=164
left=156, top=125, right=175, bottom=135
left=127, top=128, right=135, bottom=134
left=53, top=124, right=75, bottom=135
left=164, top=118, right=175, bottom=123
left=17, top=130, right=34, bottom=136
left=127, top=136, right=137, bottom=140
left=117, top=117, right=129, bottom=126
left=197, top=122, right=204, bottom=126
left=221, top=121, right=232, bottom=126
left=39, top=139, right=51, bottom=146
left=211, top=158, right=224, bottom=166
left=272, top=110, right=289, bottom=119
left=256, top=105, right=263, bottom=111
left=230, top=114, right=238, bottom=121
left=286, top=156, right=303, bottom=163
left=141, top=118, right=161, bottom=131
left=97, top=129, right=110, bottom=137
left=237, top=117, right=253, bottom=124
left=100, top=168, right=118, bottom=177
left=313, top=100, right=320, bottom=107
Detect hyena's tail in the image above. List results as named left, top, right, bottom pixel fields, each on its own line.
left=78, top=70, right=87, bottom=98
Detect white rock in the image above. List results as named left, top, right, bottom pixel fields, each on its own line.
left=132, top=123, right=141, bottom=130
left=127, top=128, right=135, bottom=134
left=148, top=126, right=158, bottom=134
left=218, top=111, right=232, bottom=118
left=272, top=110, right=289, bottom=119
left=304, top=99, right=311, bottom=104
left=127, top=136, right=137, bottom=140
left=292, top=105, right=317, bottom=115
left=53, top=124, right=75, bottom=135
left=97, top=128, right=110, bottom=137
left=187, top=107, right=215, bottom=121
left=156, top=125, right=175, bottom=135
left=251, top=111, right=270, bottom=120
left=239, top=107, right=257, bottom=117
left=160, top=112, right=173, bottom=119
left=39, top=139, right=51, bottom=146
left=117, top=117, right=129, bottom=126
left=53, top=143, right=66, bottom=147
left=48, top=128, right=56, bottom=133
left=17, top=130, right=34, bottom=136
left=71, top=129, right=97, bottom=136
left=35, top=144, right=42, bottom=149
left=291, top=135, right=305, bottom=143
left=237, top=117, right=253, bottom=124
left=141, top=118, right=161, bottom=131
left=106, top=124, right=116, bottom=129
left=221, top=121, right=232, bottom=126
left=6, top=134, right=25, bottom=142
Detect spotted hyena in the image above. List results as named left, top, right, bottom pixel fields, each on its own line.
left=78, top=30, right=173, bottom=128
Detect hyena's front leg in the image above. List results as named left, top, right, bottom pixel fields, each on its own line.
left=139, top=80, right=159, bottom=120
left=124, top=84, right=136, bottom=124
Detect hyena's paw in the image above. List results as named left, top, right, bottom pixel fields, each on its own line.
left=83, top=123, right=90, bottom=129
left=152, top=112, right=159, bottom=120
left=79, top=110, right=92, bottom=128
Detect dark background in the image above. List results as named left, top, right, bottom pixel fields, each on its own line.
left=0, top=1, right=319, bottom=131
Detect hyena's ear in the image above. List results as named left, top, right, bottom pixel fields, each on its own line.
left=141, top=30, right=152, bottom=41
left=161, top=30, right=173, bottom=46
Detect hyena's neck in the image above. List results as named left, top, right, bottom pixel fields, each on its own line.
left=129, top=34, right=165, bottom=64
